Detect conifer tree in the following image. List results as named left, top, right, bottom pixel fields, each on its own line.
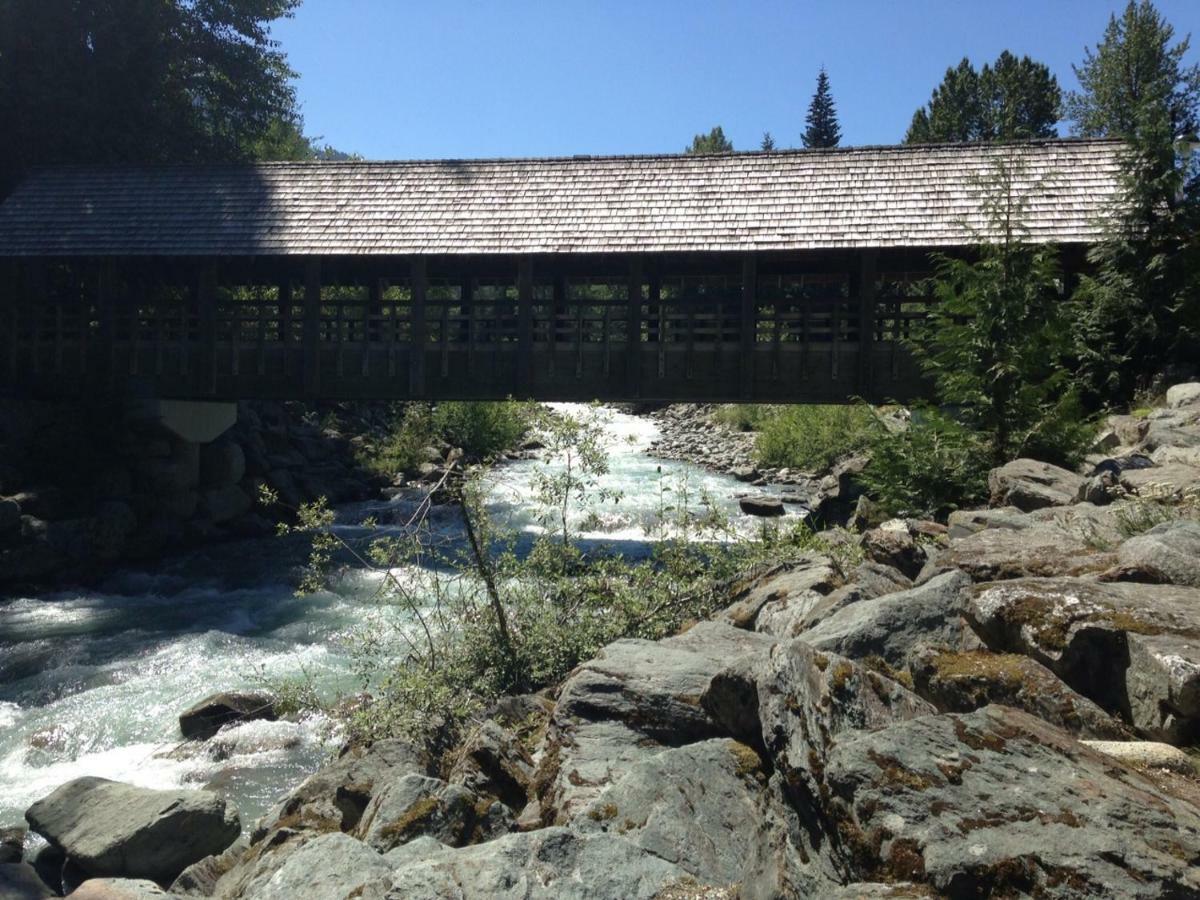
left=802, top=69, right=842, bottom=148
left=685, top=126, right=734, bottom=154
left=761, top=132, right=776, bottom=151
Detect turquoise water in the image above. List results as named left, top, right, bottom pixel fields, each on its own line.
left=0, top=405, right=800, bottom=831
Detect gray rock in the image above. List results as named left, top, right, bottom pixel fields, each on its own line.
left=197, top=485, right=251, bottom=525
left=1108, top=413, right=1148, bottom=446
left=738, top=494, right=784, bottom=517
left=1166, top=381, right=1200, bottom=409
left=798, top=570, right=976, bottom=667
left=1109, top=519, right=1200, bottom=587
left=1142, top=408, right=1200, bottom=452
left=987, top=458, right=1084, bottom=511
left=1082, top=740, right=1199, bottom=776
left=823, top=705, right=1200, bottom=897
left=0, top=862, right=54, bottom=899
left=24, top=777, right=239, bottom=884
left=908, top=647, right=1131, bottom=739
left=967, top=577, right=1200, bottom=742
left=168, top=837, right=246, bottom=897
left=241, top=832, right=391, bottom=900
left=0, top=497, right=21, bottom=535
left=445, top=718, right=535, bottom=812
left=574, top=739, right=767, bottom=886
left=0, top=825, right=23, bottom=864
left=252, top=738, right=428, bottom=842
left=938, top=517, right=1114, bottom=581
left=179, top=691, right=277, bottom=741
left=718, top=556, right=836, bottom=630
left=730, top=465, right=760, bottom=482
left=198, top=441, right=245, bottom=489
left=70, top=878, right=179, bottom=899
left=1117, top=461, right=1200, bottom=499
left=860, top=525, right=926, bottom=579
left=384, top=827, right=692, bottom=900
left=355, top=774, right=509, bottom=853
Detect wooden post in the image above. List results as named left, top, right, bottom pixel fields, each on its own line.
left=409, top=257, right=427, bottom=397
left=856, top=250, right=878, bottom=395
left=302, top=259, right=321, bottom=398
left=279, top=278, right=293, bottom=375
left=626, top=256, right=643, bottom=397
left=198, top=264, right=218, bottom=395
left=740, top=254, right=757, bottom=400
left=517, top=256, right=533, bottom=395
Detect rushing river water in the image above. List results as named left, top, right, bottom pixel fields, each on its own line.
left=0, top=405, right=800, bottom=832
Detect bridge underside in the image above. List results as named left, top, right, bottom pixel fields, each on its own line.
left=0, top=248, right=1044, bottom=404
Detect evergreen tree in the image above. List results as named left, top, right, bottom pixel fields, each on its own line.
left=685, top=126, right=734, bottom=154
left=0, top=0, right=308, bottom=195
left=1066, top=0, right=1200, bottom=139
left=1066, top=1, right=1200, bottom=401
left=802, top=69, right=841, bottom=148
left=906, top=53, right=1060, bottom=143
left=761, top=132, right=777, bottom=151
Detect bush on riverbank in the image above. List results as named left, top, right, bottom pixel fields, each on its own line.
left=358, top=400, right=533, bottom=477
left=715, top=403, right=881, bottom=472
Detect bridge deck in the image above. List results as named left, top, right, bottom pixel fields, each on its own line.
left=2, top=249, right=950, bottom=404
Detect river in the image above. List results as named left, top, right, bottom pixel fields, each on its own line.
left=0, top=405, right=798, bottom=831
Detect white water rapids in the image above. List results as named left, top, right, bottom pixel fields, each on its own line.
left=0, top=405, right=802, bottom=830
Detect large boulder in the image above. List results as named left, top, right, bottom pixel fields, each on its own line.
left=1165, top=382, right=1200, bottom=409
left=355, top=774, right=509, bottom=853
left=178, top=691, right=277, bottom=741
left=198, top=441, right=246, bottom=489
left=738, top=494, right=784, bottom=517
left=227, top=832, right=391, bottom=900
left=69, top=879, right=177, bottom=899
left=24, top=778, right=239, bottom=884
left=535, top=622, right=775, bottom=823
left=1116, top=461, right=1200, bottom=500
left=822, top=705, right=1200, bottom=897
left=0, top=825, right=23, bottom=864
left=1107, top=520, right=1200, bottom=587
left=967, top=577, right=1200, bottom=743
left=718, top=556, right=837, bottom=631
left=0, top=862, right=54, bottom=899
left=988, top=459, right=1084, bottom=511
left=908, top=647, right=1130, bottom=739
left=797, top=570, right=976, bottom=668
left=574, top=739, right=767, bottom=886
left=860, top=522, right=928, bottom=580
left=383, top=827, right=695, bottom=900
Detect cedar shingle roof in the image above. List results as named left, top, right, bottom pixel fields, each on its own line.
left=0, top=139, right=1124, bottom=258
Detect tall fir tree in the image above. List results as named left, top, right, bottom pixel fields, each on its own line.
left=761, top=132, right=777, bottom=151
left=906, top=52, right=1060, bottom=143
left=802, top=69, right=842, bottom=148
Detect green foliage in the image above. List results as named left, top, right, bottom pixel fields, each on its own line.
left=1066, top=2, right=1200, bottom=403
left=749, top=404, right=882, bottom=472
left=905, top=52, right=1061, bottom=143
left=860, top=409, right=991, bottom=519
left=0, top=0, right=310, bottom=193
left=915, top=159, right=1095, bottom=467
left=358, top=401, right=532, bottom=477
left=761, top=132, right=777, bottom=151
left=802, top=68, right=842, bottom=149
left=685, top=126, right=734, bottom=154
left=1066, top=0, right=1200, bottom=139
left=711, top=404, right=778, bottom=432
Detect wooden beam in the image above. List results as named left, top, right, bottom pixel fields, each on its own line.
left=198, top=263, right=218, bottom=395
left=516, top=256, right=533, bottom=395
left=740, top=254, right=757, bottom=399
left=856, top=249, right=878, bottom=394
left=409, top=257, right=427, bottom=396
left=626, top=256, right=643, bottom=397
left=302, top=259, right=321, bottom=398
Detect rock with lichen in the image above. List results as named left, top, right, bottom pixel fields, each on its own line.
left=907, top=647, right=1130, bottom=739
left=966, top=577, right=1200, bottom=743
left=823, top=705, right=1200, bottom=898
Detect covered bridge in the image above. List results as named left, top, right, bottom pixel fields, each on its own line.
left=0, top=138, right=1122, bottom=404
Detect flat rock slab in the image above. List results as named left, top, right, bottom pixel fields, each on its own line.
left=967, top=577, right=1200, bottom=743
left=243, top=832, right=391, bottom=900
left=384, top=827, right=693, bottom=900
left=824, top=705, right=1200, bottom=898
left=69, top=878, right=179, bottom=899
left=988, top=458, right=1084, bottom=511
left=25, top=777, right=239, bottom=884
left=355, top=774, right=508, bottom=853
left=1109, top=520, right=1200, bottom=587
left=1082, top=740, right=1200, bottom=776
left=798, top=569, right=976, bottom=668
left=178, top=691, right=277, bottom=741
left=718, top=556, right=837, bottom=631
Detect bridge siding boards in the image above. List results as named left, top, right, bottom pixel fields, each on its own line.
left=0, top=140, right=1122, bottom=404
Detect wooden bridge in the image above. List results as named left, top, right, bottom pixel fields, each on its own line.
left=0, top=139, right=1121, bottom=404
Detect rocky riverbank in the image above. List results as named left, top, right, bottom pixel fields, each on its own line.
left=6, top=384, right=1200, bottom=898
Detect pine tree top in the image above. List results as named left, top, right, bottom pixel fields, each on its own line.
left=803, top=69, right=842, bottom=149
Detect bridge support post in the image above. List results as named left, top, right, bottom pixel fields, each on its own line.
left=409, top=257, right=427, bottom=397
left=855, top=250, right=878, bottom=397
left=517, top=257, right=533, bottom=396
left=303, top=260, right=321, bottom=398
left=740, top=254, right=757, bottom=400
left=198, top=264, right=218, bottom=396
left=626, top=256, right=643, bottom=397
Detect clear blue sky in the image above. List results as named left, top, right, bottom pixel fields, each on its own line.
left=273, top=0, right=1200, bottom=160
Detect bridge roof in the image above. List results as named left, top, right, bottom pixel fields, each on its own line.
left=0, top=139, right=1123, bottom=258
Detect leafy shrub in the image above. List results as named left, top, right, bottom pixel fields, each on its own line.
left=753, top=403, right=881, bottom=472
left=711, top=404, right=778, bottom=432
left=859, top=408, right=991, bottom=519
left=431, top=400, right=531, bottom=461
